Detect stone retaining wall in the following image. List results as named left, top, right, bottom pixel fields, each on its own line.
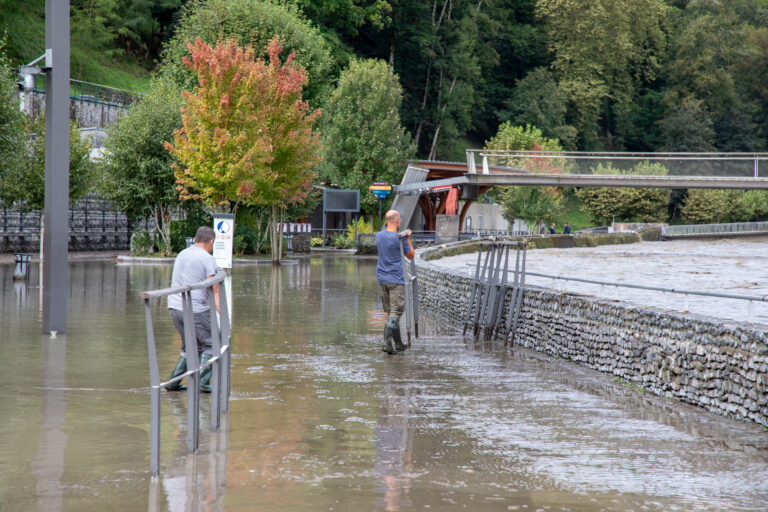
left=415, top=246, right=768, bottom=427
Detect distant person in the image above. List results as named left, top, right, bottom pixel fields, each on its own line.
left=166, top=226, right=220, bottom=392
left=549, top=223, right=556, bottom=234
left=375, top=210, right=415, bottom=355
left=563, top=223, right=571, bottom=234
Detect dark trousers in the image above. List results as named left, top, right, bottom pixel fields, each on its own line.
left=169, top=309, right=213, bottom=355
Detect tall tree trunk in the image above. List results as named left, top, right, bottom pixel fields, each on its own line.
left=269, top=204, right=284, bottom=265
left=428, top=77, right=458, bottom=160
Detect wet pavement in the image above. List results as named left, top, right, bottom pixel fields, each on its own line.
left=1, top=255, right=768, bottom=511
left=433, top=237, right=768, bottom=325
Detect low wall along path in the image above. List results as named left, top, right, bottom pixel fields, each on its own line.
left=415, top=243, right=768, bottom=428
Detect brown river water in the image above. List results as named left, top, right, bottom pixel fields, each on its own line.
left=1, top=256, right=767, bottom=511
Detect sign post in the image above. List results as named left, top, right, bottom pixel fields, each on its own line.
left=368, top=183, right=391, bottom=230
left=213, top=214, right=234, bottom=324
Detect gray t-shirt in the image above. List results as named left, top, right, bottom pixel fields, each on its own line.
left=167, top=245, right=218, bottom=312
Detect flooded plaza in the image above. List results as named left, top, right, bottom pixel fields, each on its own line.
left=1, top=254, right=768, bottom=511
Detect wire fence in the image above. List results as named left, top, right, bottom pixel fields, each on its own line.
left=467, top=150, right=768, bottom=179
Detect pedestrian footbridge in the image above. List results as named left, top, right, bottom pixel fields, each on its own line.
left=392, top=151, right=768, bottom=230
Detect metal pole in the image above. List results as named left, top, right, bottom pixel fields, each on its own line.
left=410, top=256, right=419, bottom=339
left=463, top=249, right=483, bottom=336
left=144, top=299, right=161, bottom=478
left=208, top=287, right=221, bottom=433
left=322, top=192, right=326, bottom=248
left=378, top=198, right=382, bottom=230
left=42, top=0, right=70, bottom=334
left=182, top=292, right=200, bottom=453
left=398, top=232, right=412, bottom=344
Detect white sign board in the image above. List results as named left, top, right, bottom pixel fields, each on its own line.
left=213, top=213, right=234, bottom=269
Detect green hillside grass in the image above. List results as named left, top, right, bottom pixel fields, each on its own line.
left=1, top=2, right=150, bottom=93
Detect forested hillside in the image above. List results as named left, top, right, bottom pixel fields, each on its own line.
left=2, top=0, right=767, bottom=158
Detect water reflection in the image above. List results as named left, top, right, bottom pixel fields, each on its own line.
left=31, top=334, right=67, bottom=512
left=1, top=257, right=767, bottom=512
left=375, top=366, right=414, bottom=511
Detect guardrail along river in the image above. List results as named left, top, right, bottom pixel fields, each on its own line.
left=1, top=256, right=767, bottom=511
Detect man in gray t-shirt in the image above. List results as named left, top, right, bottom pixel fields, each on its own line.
left=166, top=225, right=220, bottom=392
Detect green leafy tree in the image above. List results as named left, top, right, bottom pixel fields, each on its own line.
left=503, top=67, right=576, bottom=149
left=658, top=95, right=715, bottom=151
left=0, top=37, right=25, bottom=206
left=4, top=116, right=94, bottom=210
left=112, top=0, right=182, bottom=58
left=680, top=189, right=745, bottom=224
left=101, top=76, right=184, bottom=255
left=739, top=190, right=768, bottom=222
left=734, top=26, right=768, bottom=149
left=71, top=0, right=124, bottom=81
left=319, top=58, right=414, bottom=215
left=576, top=162, right=671, bottom=224
left=158, top=0, right=334, bottom=107
left=167, top=38, right=322, bottom=264
left=536, top=0, right=668, bottom=148
left=485, top=123, right=564, bottom=232
left=297, top=0, right=392, bottom=36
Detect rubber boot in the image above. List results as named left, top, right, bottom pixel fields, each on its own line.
left=381, top=319, right=397, bottom=355
left=391, top=319, right=406, bottom=352
left=165, top=356, right=187, bottom=391
left=199, top=353, right=213, bottom=393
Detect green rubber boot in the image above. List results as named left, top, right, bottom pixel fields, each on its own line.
left=391, top=319, right=406, bottom=352
left=381, top=318, right=397, bottom=354
left=199, top=353, right=213, bottom=393
left=165, top=356, right=187, bottom=391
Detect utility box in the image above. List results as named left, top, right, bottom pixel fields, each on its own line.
left=435, top=215, right=459, bottom=245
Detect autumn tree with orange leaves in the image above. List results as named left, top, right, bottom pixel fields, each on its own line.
left=167, top=37, right=321, bottom=263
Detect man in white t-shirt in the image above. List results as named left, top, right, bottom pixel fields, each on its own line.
left=166, top=226, right=220, bottom=392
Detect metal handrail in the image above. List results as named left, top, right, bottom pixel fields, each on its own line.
left=466, top=149, right=767, bottom=179
left=463, top=264, right=768, bottom=322
left=474, top=149, right=768, bottom=158
left=524, top=271, right=768, bottom=303
left=140, top=269, right=232, bottom=478
left=664, top=221, right=768, bottom=236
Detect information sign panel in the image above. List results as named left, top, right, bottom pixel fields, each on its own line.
left=213, top=213, right=235, bottom=269
left=323, top=189, right=360, bottom=212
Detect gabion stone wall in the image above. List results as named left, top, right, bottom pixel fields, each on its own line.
left=1, top=196, right=156, bottom=253
left=415, top=248, right=768, bottom=428
left=291, top=233, right=311, bottom=253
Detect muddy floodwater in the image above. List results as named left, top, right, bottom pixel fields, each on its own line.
left=1, top=255, right=767, bottom=511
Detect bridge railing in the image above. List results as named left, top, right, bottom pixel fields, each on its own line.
left=466, top=150, right=768, bottom=179
left=664, top=221, right=768, bottom=237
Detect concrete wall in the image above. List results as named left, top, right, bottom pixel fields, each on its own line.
left=27, top=91, right=128, bottom=128
left=415, top=245, right=768, bottom=427
left=463, top=203, right=509, bottom=231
